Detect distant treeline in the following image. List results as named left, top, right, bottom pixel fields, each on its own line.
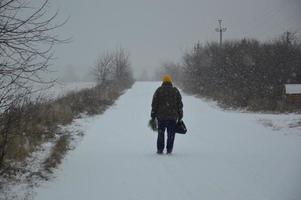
left=160, top=34, right=301, bottom=111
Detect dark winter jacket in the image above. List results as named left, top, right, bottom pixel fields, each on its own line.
left=151, top=82, right=183, bottom=121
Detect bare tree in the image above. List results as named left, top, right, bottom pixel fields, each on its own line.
left=93, top=48, right=133, bottom=86
left=113, top=47, right=132, bottom=82
left=0, top=0, right=67, bottom=166
left=0, top=0, right=68, bottom=111
left=93, top=52, right=114, bottom=85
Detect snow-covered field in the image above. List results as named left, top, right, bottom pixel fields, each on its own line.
left=36, top=81, right=96, bottom=100
left=6, top=81, right=301, bottom=200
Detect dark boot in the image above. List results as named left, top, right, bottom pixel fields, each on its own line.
left=157, top=150, right=163, bottom=155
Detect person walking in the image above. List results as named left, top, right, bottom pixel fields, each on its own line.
left=151, top=75, right=183, bottom=155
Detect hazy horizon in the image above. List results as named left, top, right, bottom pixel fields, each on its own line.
left=46, top=0, right=301, bottom=81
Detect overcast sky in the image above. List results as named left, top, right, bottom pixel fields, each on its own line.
left=48, top=0, right=300, bottom=80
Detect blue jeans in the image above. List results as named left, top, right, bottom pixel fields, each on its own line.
left=157, top=120, right=176, bottom=153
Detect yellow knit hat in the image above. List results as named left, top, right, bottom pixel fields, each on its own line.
left=162, top=75, right=172, bottom=83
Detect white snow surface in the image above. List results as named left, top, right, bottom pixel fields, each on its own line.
left=36, top=81, right=96, bottom=100
left=34, top=82, right=301, bottom=200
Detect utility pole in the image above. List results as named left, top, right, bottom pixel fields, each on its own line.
left=215, top=19, right=227, bottom=46
left=194, top=41, right=201, bottom=53
left=286, top=31, right=291, bottom=45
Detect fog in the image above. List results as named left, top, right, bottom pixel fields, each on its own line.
left=46, top=0, right=300, bottom=81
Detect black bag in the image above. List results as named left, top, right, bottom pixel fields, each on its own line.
left=175, top=120, right=187, bottom=134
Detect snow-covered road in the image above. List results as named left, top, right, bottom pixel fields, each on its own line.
left=35, top=82, right=301, bottom=200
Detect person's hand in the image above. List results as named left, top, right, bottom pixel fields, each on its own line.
left=151, top=111, right=156, bottom=119
left=148, top=118, right=158, bottom=131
